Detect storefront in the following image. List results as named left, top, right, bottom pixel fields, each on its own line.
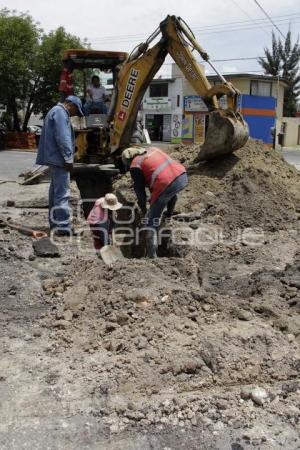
left=181, top=96, right=207, bottom=145
left=145, top=113, right=172, bottom=141
left=143, top=97, right=172, bottom=142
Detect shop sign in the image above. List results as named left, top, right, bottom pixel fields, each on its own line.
left=184, top=96, right=208, bottom=112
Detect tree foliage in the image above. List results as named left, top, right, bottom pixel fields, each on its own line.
left=258, top=31, right=300, bottom=117
left=0, top=9, right=86, bottom=130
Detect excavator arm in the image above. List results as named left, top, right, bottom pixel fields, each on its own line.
left=109, top=15, right=249, bottom=160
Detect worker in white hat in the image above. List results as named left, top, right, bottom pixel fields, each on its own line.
left=87, top=193, right=122, bottom=253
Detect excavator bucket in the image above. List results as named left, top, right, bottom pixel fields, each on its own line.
left=197, top=110, right=249, bottom=161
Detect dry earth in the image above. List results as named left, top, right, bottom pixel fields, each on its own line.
left=0, top=140, right=299, bottom=449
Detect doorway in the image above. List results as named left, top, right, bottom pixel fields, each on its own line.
left=145, top=114, right=171, bottom=142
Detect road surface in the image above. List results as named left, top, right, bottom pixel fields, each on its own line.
left=0, top=148, right=300, bottom=182
left=0, top=150, right=36, bottom=180
left=283, top=148, right=300, bottom=170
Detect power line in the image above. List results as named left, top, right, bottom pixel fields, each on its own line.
left=88, top=20, right=300, bottom=46
left=252, top=0, right=286, bottom=39
left=87, top=12, right=299, bottom=43
left=229, top=0, right=269, bottom=36
left=152, top=70, right=268, bottom=80
left=160, top=56, right=266, bottom=65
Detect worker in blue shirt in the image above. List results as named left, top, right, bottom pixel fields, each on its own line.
left=36, top=96, right=84, bottom=236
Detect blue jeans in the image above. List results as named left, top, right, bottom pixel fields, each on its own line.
left=49, top=165, right=71, bottom=231
left=145, top=172, right=188, bottom=257
left=84, top=100, right=107, bottom=115
left=146, top=173, right=188, bottom=229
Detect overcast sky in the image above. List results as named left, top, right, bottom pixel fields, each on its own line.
left=1, top=0, right=299, bottom=77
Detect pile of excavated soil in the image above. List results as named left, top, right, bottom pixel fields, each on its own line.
left=41, top=240, right=300, bottom=439
left=36, top=139, right=300, bottom=443
left=170, top=139, right=300, bottom=231
left=2, top=140, right=300, bottom=448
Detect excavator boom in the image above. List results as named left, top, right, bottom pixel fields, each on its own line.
left=109, top=15, right=249, bottom=160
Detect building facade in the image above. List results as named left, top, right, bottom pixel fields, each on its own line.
left=141, top=76, right=183, bottom=142
left=141, top=64, right=300, bottom=147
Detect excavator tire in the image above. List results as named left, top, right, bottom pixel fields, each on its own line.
left=131, top=120, right=144, bottom=144
left=197, top=109, right=249, bottom=161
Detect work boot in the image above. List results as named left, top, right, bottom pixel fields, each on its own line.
left=146, top=229, right=157, bottom=258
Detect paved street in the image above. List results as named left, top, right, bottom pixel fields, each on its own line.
left=0, top=151, right=47, bottom=211
left=283, top=147, right=300, bottom=170
left=0, top=150, right=36, bottom=180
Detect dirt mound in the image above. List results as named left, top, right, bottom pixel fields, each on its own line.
left=36, top=140, right=300, bottom=443
left=170, top=139, right=300, bottom=231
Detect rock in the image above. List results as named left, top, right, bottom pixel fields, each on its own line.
left=28, top=254, right=36, bottom=261
left=63, top=310, right=73, bottom=321
left=189, top=222, right=200, bottom=230
left=125, top=288, right=154, bottom=307
left=191, top=290, right=206, bottom=301
left=6, top=200, right=15, bottom=207
left=105, top=322, right=118, bottom=333
left=110, top=423, right=120, bottom=434
left=136, top=337, right=148, bottom=350
left=273, top=318, right=289, bottom=331
left=236, top=309, right=252, bottom=321
left=250, top=387, right=268, bottom=405
left=240, top=386, right=252, bottom=400
left=288, top=277, right=300, bottom=289
left=115, top=312, right=129, bottom=325
left=191, top=417, right=198, bottom=426
left=32, top=329, right=42, bottom=337
left=33, top=237, right=60, bottom=258
left=42, top=278, right=58, bottom=292
left=53, top=320, right=70, bottom=329
left=202, top=304, right=211, bottom=312
left=287, top=333, right=295, bottom=342
left=64, top=284, right=88, bottom=311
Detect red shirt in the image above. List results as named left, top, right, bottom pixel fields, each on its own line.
left=59, top=68, right=74, bottom=96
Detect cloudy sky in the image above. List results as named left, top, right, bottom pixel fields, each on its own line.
left=1, top=0, right=299, bottom=77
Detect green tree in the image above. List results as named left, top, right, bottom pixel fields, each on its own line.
left=29, top=27, right=86, bottom=123
left=0, top=9, right=86, bottom=131
left=258, top=31, right=300, bottom=117
left=0, top=9, right=41, bottom=130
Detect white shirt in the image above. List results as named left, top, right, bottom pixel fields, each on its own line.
left=87, top=84, right=106, bottom=102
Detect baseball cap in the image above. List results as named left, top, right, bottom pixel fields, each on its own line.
left=65, top=95, right=84, bottom=117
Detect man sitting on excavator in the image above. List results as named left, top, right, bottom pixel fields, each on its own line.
left=122, top=146, right=188, bottom=258
left=84, top=75, right=108, bottom=115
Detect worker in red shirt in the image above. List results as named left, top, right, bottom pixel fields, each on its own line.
left=122, top=146, right=188, bottom=258
left=59, top=65, right=74, bottom=100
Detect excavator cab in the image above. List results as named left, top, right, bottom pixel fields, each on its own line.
left=59, top=49, right=129, bottom=163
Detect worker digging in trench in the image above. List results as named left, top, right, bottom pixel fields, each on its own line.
left=121, top=146, right=188, bottom=258
left=87, top=193, right=123, bottom=256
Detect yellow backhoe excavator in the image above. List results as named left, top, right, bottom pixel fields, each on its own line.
left=108, top=15, right=248, bottom=161
left=60, top=15, right=249, bottom=211
left=61, top=15, right=248, bottom=161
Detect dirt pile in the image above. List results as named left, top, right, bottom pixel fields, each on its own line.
left=170, top=139, right=300, bottom=231
left=2, top=139, right=297, bottom=446
left=41, top=243, right=300, bottom=440
left=35, top=139, right=300, bottom=443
